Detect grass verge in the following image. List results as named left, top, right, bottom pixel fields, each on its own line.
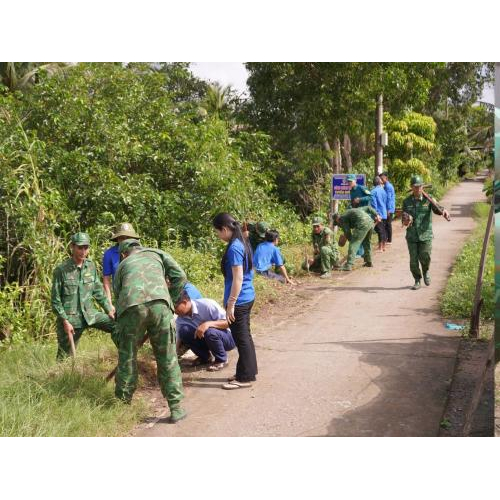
left=0, top=334, right=148, bottom=436
left=441, top=201, right=494, bottom=336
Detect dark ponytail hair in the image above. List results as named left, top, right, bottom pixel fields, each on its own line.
left=212, top=212, right=253, bottom=277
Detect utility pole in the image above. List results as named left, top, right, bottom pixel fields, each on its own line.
left=375, top=94, right=384, bottom=176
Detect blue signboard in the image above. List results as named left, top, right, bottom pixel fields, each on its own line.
left=332, top=174, right=366, bottom=200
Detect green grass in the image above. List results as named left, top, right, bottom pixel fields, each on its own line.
left=441, top=201, right=494, bottom=324
left=0, top=334, right=148, bottom=436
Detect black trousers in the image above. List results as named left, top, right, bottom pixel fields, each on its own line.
left=385, top=213, right=393, bottom=243
left=230, top=300, right=258, bottom=382
left=374, top=221, right=387, bottom=244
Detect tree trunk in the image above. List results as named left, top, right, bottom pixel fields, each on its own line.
left=342, top=133, right=352, bottom=172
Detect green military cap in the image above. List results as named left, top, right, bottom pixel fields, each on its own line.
left=71, top=232, right=90, bottom=245
left=410, top=174, right=424, bottom=186
left=111, top=222, right=140, bottom=241
left=118, top=238, right=141, bottom=254
left=256, top=221, right=270, bottom=238
left=312, top=216, right=323, bottom=226
left=346, top=174, right=356, bottom=182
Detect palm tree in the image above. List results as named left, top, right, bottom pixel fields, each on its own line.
left=203, top=82, right=232, bottom=118
left=0, top=62, right=70, bottom=92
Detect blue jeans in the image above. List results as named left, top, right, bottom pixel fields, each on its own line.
left=177, top=324, right=236, bottom=363
left=256, top=269, right=286, bottom=283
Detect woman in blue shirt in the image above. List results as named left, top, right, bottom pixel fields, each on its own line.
left=212, top=212, right=257, bottom=389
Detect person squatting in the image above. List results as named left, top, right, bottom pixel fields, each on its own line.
left=51, top=174, right=450, bottom=423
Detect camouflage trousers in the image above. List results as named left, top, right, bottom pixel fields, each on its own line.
left=303, top=244, right=340, bottom=274
left=407, top=240, right=432, bottom=280
left=346, top=226, right=373, bottom=268
left=115, top=300, right=183, bottom=408
left=56, top=313, right=117, bottom=360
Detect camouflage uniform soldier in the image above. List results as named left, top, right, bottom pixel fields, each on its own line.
left=113, top=239, right=187, bottom=423
left=51, top=232, right=117, bottom=360
left=402, top=174, right=450, bottom=290
left=302, top=216, right=340, bottom=278
left=333, top=206, right=379, bottom=271
left=246, top=221, right=269, bottom=252
left=347, top=173, right=372, bottom=207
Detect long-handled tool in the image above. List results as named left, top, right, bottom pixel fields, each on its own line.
left=67, top=330, right=76, bottom=358
left=422, top=189, right=451, bottom=221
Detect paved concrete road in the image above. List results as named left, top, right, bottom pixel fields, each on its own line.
left=136, top=176, right=487, bottom=437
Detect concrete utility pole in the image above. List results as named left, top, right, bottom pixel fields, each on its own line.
left=375, top=94, right=384, bottom=176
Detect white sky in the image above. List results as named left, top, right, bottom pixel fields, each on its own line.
left=190, top=62, right=249, bottom=96
left=189, top=62, right=495, bottom=105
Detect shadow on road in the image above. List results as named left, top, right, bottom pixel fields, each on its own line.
left=322, top=332, right=458, bottom=436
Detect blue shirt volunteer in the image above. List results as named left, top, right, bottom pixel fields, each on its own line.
left=253, top=241, right=284, bottom=272
left=224, top=238, right=255, bottom=306
left=102, top=245, right=121, bottom=280
left=384, top=180, right=396, bottom=214
left=371, top=185, right=388, bottom=219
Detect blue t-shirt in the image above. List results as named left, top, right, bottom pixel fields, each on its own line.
left=223, top=238, right=255, bottom=306
left=253, top=241, right=284, bottom=272
left=370, top=185, right=388, bottom=219
left=183, top=282, right=203, bottom=300
left=102, top=245, right=121, bottom=279
left=384, top=180, right=396, bottom=213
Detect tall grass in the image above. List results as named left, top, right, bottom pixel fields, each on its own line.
left=441, top=201, right=494, bottom=322
left=0, top=335, right=147, bottom=436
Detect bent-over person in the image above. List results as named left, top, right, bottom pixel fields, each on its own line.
left=333, top=207, right=380, bottom=271
left=113, top=238, right=187, bottom=423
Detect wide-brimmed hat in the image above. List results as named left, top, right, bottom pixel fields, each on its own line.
left=71, top=232, right=90, bottom=245
left=111, top=222, right=140, bottom=241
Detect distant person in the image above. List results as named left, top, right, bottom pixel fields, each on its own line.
left=244, top=221, right=269, bottom=252
left=380, top=172, right=396, bottom=244
left=51, top=232, right=117, bottom=359
left=212, top=213, right=257, bottom=390
left=302, top=217, right=340, bottom=279
left=332, top=207, right=380, bottom=271
left=402, top=175, right=450, bottom=290
left=254, top=230, right=296, bottom=284
left=371, top=176, right=388, bottom=252
left=347, top=173, right=372, bottom=208
left=113, top=239, right=187, bottom=423
left=102, top=222, right=140, bottom=307
left=175, top=293, right=235, bottom=371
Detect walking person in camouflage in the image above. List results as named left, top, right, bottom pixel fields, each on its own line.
left=402, top=175, right=450, bottom=290
left=113, top=239, right=187, bottom=423
left=51, top=232, right=117, bottom=359
left=302, top=217, right=340, bottom=279
left=332, top=206, right=380, bottom=271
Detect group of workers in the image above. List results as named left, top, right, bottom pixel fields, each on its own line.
left=302, top=172, right=450, bottom=290
left=50, top=171, right=450, bottom=424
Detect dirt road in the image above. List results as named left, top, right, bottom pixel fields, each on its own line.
left=136, top=176, right=487, bottom=437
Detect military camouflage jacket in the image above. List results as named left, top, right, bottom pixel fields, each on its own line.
left=402, top=194, right=443, bottom=242
left=338, top=206, right=377, bottom=240
left=350, top=184, right=372, bottom=207
left=312, top=227, right=335, bottom=253
left=51, top=258, right=111, bottom=328
left=113, top=248, right=187, bottom=317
